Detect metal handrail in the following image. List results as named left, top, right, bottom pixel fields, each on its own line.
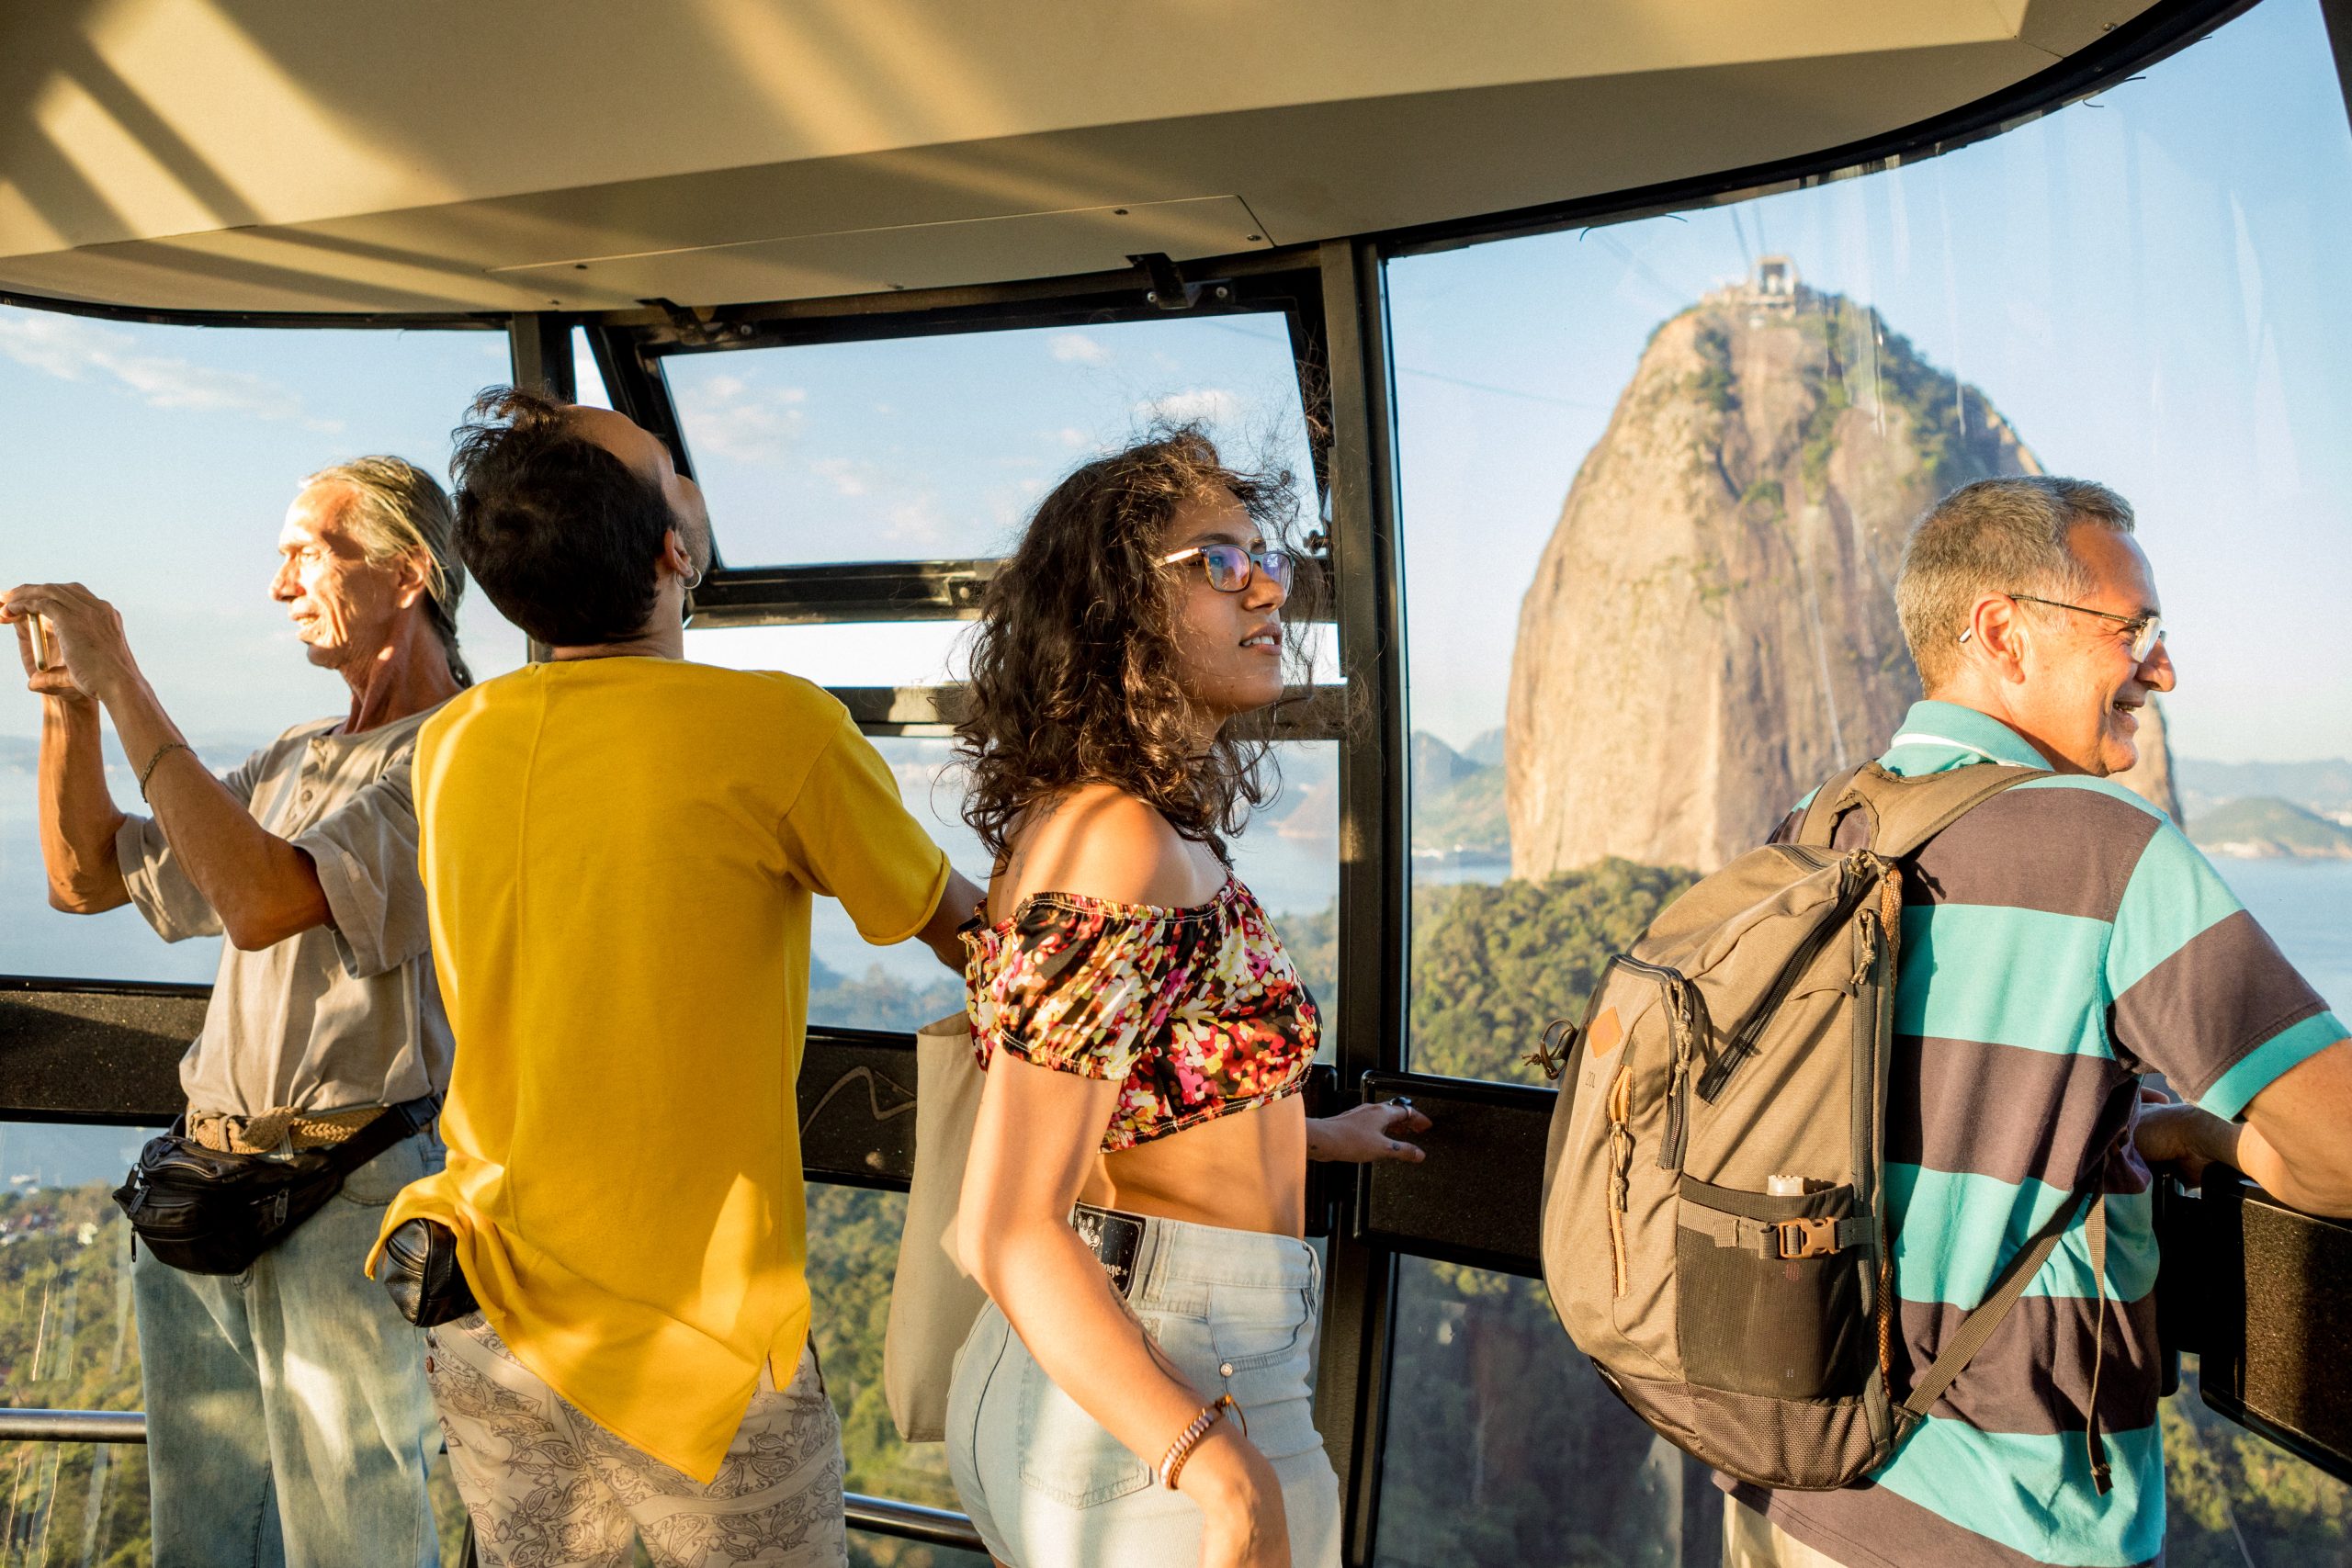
left=0, top=1409, right=144, bottom=1444
left=844, top=1494, right=987, bottom=1551
left=0, top=1409, right=988, bottom=1551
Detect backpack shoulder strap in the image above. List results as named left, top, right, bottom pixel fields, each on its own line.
left=1792, top=765, right=1870, bottom=849
left=1807, top=761, right=2048, bottom=861
left=1898, top=1189, right=2109, bottom=1486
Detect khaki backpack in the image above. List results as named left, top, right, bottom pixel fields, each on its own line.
left=1537, top=761, right=2114, bottom=1492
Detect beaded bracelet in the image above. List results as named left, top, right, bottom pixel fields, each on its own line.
left=1159, top=1393, right=1238, bottom=1490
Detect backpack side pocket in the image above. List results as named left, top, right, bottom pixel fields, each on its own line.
left=1675, top=1175, right=1871, bottom=1401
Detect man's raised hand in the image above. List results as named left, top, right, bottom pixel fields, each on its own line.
left=1, top=584, right=132, bottom=703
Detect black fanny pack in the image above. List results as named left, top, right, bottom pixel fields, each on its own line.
left=113, top=1096, right=437, bottom=1276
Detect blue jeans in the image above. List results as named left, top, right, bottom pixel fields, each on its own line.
left=133, top=1130, right=446, bottom=1568
left=946, top=1213, right=1341, bottom=1568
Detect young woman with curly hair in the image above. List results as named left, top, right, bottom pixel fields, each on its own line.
left=946, top=431, right=1428, bottom=1568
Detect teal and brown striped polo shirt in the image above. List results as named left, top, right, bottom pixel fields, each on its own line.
left=1728, top=699, right=2346, bottom=1568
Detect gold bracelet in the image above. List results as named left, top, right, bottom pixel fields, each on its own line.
left=136, top=740, right=193, bottom=802
left=1159, top=1393, right=1238, bottom=1491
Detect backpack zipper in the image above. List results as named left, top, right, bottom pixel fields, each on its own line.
left=1657, top=976, right=1707, bottom=1171
left=1601, top=956, right=1710, bottom=1172
left=1695, top=863, right=1872, bottom=1104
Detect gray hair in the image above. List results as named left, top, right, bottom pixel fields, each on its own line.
left=302, top=456, right=471, bottom=687
left=1896, top=476, right=2135, bottom=691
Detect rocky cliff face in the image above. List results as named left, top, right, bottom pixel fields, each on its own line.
left=1506, top=281, right=2177, bottom=877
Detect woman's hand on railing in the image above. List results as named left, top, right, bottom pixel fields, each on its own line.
left=1306, top=1099, right=1430, bottom=1164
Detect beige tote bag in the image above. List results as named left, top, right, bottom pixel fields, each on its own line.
left=883, top=1010, right=992, bottom=1443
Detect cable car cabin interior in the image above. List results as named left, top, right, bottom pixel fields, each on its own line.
left=3, top=1, right=2352, bottom=1563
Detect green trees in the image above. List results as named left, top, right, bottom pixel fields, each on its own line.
left=1409, top=860, right=1699, bottom=1083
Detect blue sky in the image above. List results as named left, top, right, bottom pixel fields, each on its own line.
left=0, top=0, right=2345, bottom=773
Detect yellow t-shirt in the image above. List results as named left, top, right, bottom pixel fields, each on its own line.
left=372, top=659, right=949, bottom=1480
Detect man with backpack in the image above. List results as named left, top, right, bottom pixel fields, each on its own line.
left=1543, top=475, right=2352, bottom=1568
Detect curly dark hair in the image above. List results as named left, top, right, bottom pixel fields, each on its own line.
left=447, top=386, right=674, bottom=647
left=956, top=429, right=1321, bottom=864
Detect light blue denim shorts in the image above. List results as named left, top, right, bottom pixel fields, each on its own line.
left=946, top=1212, right=1340, bottom=1568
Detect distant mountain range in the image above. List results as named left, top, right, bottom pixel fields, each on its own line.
left=0, top=732, right=268, bottom=775
left=2177, top=757, right=2352, bottom=818
left=2188, top=796, right=2352, bottom=861
left=16, top=728, right=2346, bottom=866
left=1412, top=730, right=1508, bottom=862
left=1256, top=728, right=1510, bottom=863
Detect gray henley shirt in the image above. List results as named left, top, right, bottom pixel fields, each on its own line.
left=114, top=706, right=454, bottom=1118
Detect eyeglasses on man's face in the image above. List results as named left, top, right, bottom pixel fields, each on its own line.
left=1159, top=543, right=1295, bottom=595
left=2004, top=592, right=2166, bottom=662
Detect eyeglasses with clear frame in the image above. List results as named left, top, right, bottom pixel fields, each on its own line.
left=2004, top=592, right=2166, bottom=661
left=1159, top=543, right=1296, bottom=594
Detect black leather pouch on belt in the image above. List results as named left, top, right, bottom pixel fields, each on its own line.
left=377, top=1217, right=480, bottom=1326
left=1072, top=1201, right=1146, bottom=1299
left=111, top=1097, right=436, bottom=1277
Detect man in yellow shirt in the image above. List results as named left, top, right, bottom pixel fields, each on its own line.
left=374, top=388, right=979, bottom=1566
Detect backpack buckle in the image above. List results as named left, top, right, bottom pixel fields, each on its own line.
left=1775, top=1217, right=1840, bottom=1259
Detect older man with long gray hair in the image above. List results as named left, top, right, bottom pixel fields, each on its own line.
left=3, top=456, right=468, bottom=1568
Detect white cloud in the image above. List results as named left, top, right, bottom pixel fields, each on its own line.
left=673, top=373, right=807, bottom=464
left=0, top=312, right=339, bottom=430
left=811, top=457, right=869, bottom=497
left=1137, top=387, right=1242, bottom=426
left=1048, top=333, right=1110, bottom=365
left=884, top=495, right=945, bottom=549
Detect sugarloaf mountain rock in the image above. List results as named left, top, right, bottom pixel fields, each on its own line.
left=1505, top=265, right=2177, bottom=877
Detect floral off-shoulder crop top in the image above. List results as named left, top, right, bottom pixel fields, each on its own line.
left=962, top=875, right=1320, bottom=1151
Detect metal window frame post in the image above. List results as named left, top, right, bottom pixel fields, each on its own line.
left=1314, top=237, right=1409, bottom=1567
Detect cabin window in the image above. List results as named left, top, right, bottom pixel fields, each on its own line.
left=664, top=306, right=1339, bottom=1038
left=1376, top=0, right=2352, bottom=1558
left=662, top=316, right=1317, bottom=568
left=0, top=317, right=527, bottom=984
left=570, top=325, right=614, bottom=410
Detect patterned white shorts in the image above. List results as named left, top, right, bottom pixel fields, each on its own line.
left=426, top=1313, right=848, bottom=1568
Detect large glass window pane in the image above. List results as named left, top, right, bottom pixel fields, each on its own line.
left=664, top=315, right=1317, bottom=565
left=0, top=315, right=530, bottom=980
left=1384, top=0, right=2352, bottom=1558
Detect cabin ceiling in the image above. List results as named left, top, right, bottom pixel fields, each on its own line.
left=0, top=0, right=2157, bottom=316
